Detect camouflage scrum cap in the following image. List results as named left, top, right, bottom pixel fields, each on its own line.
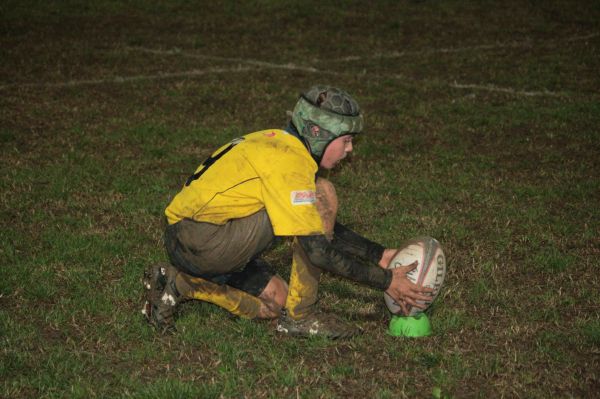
left=291, top=85, right=364, bottom=160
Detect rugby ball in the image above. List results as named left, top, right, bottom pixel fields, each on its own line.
left=384, top=236, right=446, bottom=316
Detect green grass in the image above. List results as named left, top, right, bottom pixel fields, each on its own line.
left=1, top=0, right=599, bottom=397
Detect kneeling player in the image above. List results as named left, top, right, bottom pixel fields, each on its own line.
left=143, top=86, right=432, bottom=338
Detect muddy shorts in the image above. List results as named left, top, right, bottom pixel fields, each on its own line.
left=164, top=210, right=277, bottom=296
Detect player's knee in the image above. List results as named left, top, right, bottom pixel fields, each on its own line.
left=260, top=276, right=288, bottom=308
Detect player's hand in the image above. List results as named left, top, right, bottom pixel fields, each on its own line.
left=385, top=261, right=434, bottom=315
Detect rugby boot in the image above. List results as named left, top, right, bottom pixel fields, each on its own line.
left=142, top=262, right=181, bottom=334
left=276, top=309, right=362, bottom=339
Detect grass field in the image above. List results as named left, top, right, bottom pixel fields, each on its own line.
left=1, top=1, right=599, bottom=397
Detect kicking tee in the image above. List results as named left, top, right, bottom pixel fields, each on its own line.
left=165, top=129, right=324, bottom=236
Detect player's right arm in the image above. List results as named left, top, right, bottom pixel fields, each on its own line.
left=385, top=263, right=433, bottom=314
left=297, top=235, right=433, bottom=309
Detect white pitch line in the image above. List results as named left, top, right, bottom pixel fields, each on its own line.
left=449, top=82, right=565, bottom=97
left=321, top=32, right=600, bottom=63
left=0, top=66, right=255, bottom=90
left=124, top=46, right=321, bottom=73
left=328, top=44, right=522, bottom=63
left=564, top=32, right=600, bottom=41
left=2, top=37, right=588, bottom=99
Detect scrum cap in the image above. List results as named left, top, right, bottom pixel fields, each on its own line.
left=291, top=86, right=363, bottom=160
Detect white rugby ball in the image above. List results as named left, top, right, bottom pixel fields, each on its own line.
left=384, top=236, right=446, bottom=316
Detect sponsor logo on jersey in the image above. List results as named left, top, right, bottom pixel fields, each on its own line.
left=291, top=190, right=316, bottom=205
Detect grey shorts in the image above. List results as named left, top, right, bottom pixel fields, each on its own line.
left=164, top=210, right=277, bottom=296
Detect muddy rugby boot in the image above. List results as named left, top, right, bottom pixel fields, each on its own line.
left=142, top=263, right=181, bottom=334
left=276, top=309, right=362, bottom=339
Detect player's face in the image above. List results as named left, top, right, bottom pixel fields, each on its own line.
left=320, top=135, right=353, bottom=169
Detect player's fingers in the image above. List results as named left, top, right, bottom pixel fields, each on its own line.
left=404, top=297, right=428, bottom=309
left=394, top=261, right=418, bottom=273
left=409, top=284, right=434, bottom=296
left=404, top=280, right=434, bottom=294
left=415, top=285, right=434, bottom=293
left=404, top=260, right=419, bottom=270
left=399, top=300, right=409, bottom=315
left=409, top=291, right=434, bottom=302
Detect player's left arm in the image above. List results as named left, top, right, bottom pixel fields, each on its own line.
left=297, top=234, right=392, bottom=290
left=330, top=222, right=398, bottom=268
left=297, top=235, right=432, bottom=310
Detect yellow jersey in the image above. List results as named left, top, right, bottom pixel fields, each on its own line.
left=165, top=129, right=324, bottom=236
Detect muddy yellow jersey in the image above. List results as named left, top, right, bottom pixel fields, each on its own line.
left=165, top=129, right=324, bottom=236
